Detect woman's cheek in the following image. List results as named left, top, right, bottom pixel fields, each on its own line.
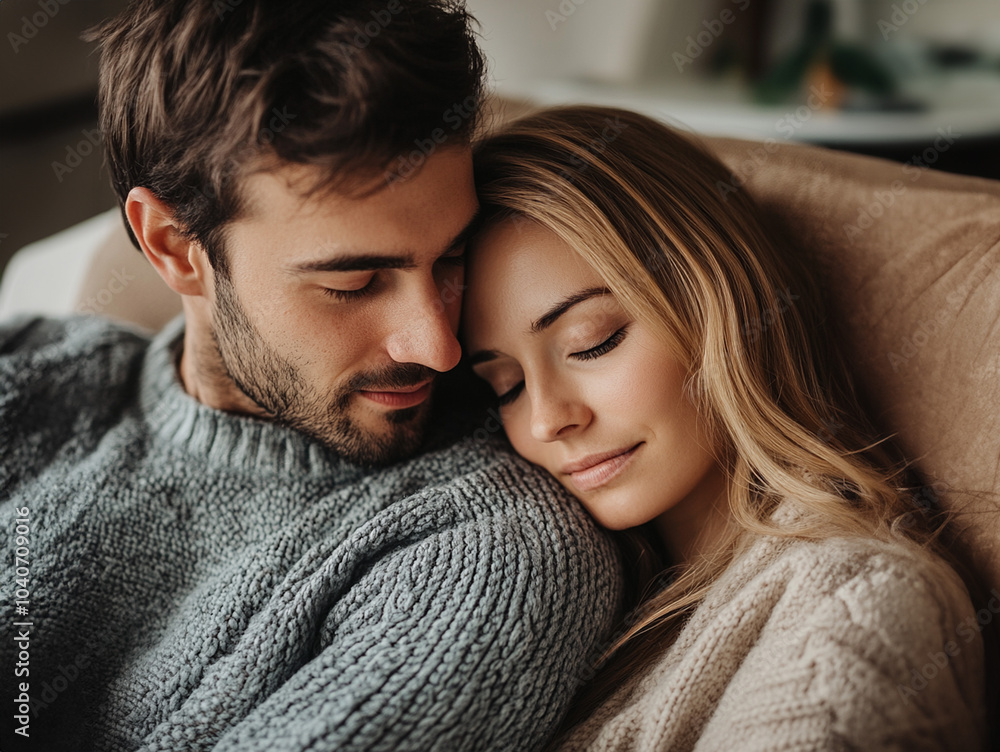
left=504, top=415, right=546, bottom=470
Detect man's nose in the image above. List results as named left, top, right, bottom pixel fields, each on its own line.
left=384, top=278, right=462, bottom=373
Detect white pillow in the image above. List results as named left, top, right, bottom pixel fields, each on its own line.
left=0, top=210, right=120, bottom=321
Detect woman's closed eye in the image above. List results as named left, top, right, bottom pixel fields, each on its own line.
left=571, top=325, right=629, bottom=361
left=437, top=245, right=468, bottom=267
left=496, top=381, right=524, bottom=407
left=494, top=325, right=631, bottom=406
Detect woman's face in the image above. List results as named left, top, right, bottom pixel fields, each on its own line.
left=463, top=218, right=723, bottom=531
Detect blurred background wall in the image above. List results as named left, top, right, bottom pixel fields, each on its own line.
left=2, top=0, right=999, bottom=280
left=469, top=0, right=1000, bottom=89
left=468, top=0, right=1000, bottom=172
left=0, top=0, right=128, bottom=280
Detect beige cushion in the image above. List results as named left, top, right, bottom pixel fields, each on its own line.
left=704, top=136, right=1000, bottom=595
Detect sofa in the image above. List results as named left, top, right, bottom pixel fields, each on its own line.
left=1, top=123, right=997, bottom=741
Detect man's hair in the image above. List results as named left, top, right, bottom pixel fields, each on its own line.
left=87, top=0, right=486, bottom=272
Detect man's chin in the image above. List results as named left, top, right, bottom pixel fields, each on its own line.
left=320, top=400, right=431, bottom=467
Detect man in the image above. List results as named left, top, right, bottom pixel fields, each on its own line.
left=0, top=1, right=621, bottom=750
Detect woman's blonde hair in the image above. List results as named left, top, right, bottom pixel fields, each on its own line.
left=472, top=105, right=965, bottom=728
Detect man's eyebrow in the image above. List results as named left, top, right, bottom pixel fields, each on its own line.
left=467, top=286, right=612, bottom=367
left=530, top=286, right=611, bottom=334
left=290, top=254, right=416, bottom=274
left=288, top=210, right=481, bottom=275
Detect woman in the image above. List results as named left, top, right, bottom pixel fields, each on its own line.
left=461, top=106, right=987, bottom=750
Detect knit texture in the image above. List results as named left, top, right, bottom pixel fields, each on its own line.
left=557, top=509, right=987, bottom=751
left=0, top=313, right=622, bottom=752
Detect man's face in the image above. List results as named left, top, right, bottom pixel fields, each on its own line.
left=206, top=147, right=478, bottom=466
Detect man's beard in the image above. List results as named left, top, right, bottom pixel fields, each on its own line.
left=210, top=275, right=434, bottom=466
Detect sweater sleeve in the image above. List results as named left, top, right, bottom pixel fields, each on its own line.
left=695, top=544, right=987, bottom=752
left=0, top=315, right=147, bottom=495
left=0, top=314, right=37, bottom=351
left=138, top=465, right=622, bottom=752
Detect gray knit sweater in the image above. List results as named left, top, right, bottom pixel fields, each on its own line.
left=0, top=314, right=622, bottom=752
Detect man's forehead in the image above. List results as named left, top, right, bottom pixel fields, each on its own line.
left=230, top=149, right=477, bottom=262
left=238, top=161, right=373, bottom=219
left=239, top=147, right=474, bottom=219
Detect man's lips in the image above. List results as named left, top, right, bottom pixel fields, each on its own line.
left=357, top=379, right=433, bottom=409
left=562, top=443, right=643, bottom=492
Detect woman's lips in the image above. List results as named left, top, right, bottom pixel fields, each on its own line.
left=357, top=380, right=433, bottom=409
left=564, top=443, right=643, bottom=492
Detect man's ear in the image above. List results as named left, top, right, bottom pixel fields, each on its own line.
left=125, top=186, right=212, bottom=297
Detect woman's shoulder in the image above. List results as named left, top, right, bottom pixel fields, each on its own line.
left=738, top=531, right=975, bottom=624
left=692, top=531, right=988, bottom=749
left=560, top=530, right=988, bottom=751
left=714, top=530, right=982, bottom=661
left=709, top=500, right=975, bottom=622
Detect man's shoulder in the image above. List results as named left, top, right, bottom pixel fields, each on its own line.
left=387, top=434, right=616, bottom=552
left=0, top=313, right=150, bottom=364
left=353, top=435, right=623, bottom=641
left=0, top=314, right=152, bottom=423
left=403, top=434, right=577, bottom=509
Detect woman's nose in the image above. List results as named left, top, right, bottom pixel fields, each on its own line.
left=528, top=381, right=592, bottom=443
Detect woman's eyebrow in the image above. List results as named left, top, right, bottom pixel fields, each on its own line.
left=530, top=287, right=611, bottom=333
left=467, top=286, right=612, bottom=366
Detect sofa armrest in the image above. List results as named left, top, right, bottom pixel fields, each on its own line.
left=0, top=210, right=119, bottom=321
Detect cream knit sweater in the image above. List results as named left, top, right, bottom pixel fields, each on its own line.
left=558, top=511, right=987, bottom=751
